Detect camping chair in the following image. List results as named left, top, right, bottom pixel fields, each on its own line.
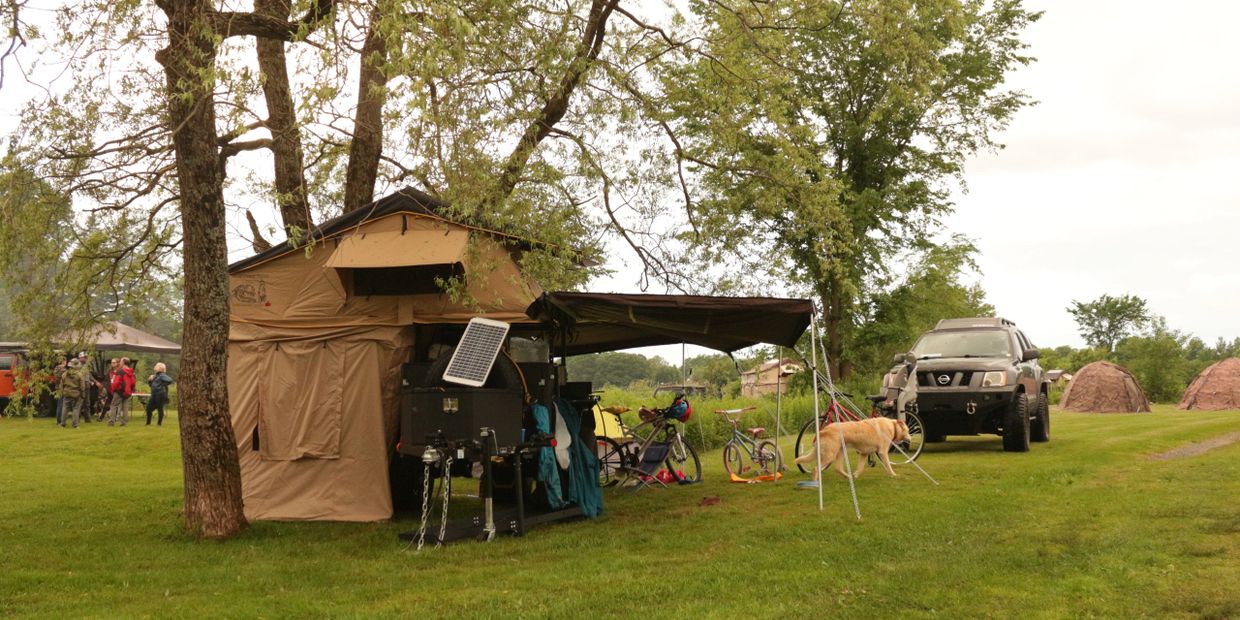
left=628, top=442, right=674, bottom=491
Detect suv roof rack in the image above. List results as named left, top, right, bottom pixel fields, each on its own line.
left=934, top=317, right=1016, bottom=329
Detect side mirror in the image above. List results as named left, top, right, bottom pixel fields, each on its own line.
left=894, top=352, right=916, bottom=364
left=1021, top=348, right=1040, bottom=362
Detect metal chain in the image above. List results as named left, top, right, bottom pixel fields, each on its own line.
left=414, top=457, right=434, bottom=551
left=436, top=454, right=454, bottom=548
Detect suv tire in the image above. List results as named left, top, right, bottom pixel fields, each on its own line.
left=1002, top=393, right=1031, bottom=453
left=1030, top=392, right=1050, bottom=443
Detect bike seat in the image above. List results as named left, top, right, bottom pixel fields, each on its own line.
left=746, top=427, right=765, bottom=437
left=865, top=394, right=887, bottom=404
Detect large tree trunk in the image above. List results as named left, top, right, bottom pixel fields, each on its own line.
left=156, top=0, right=247, bottom=539
left=343, top=6, right=387, bottom=214
left=819, top=276, right=848, bottom=383
left=255, top=0, right=312, bottom=236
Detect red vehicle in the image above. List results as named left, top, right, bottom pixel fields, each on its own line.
left=0, top=346, right=58, bottom=416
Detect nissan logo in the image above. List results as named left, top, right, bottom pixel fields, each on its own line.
left=937, top=374, right=951, bottom=385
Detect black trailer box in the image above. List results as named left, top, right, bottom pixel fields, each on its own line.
left=399, top=387, right=523, bottom=455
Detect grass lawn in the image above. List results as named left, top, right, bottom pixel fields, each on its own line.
left=2, top=405, right=1239, bottom=619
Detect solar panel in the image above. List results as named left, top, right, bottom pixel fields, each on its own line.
left=442, top=318, right=511, bottom=387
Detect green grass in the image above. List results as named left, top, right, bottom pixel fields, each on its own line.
left=2, top=405, right=1239, bottom=619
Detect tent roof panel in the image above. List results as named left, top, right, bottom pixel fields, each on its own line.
left=323, top=229, right=468, bottom=269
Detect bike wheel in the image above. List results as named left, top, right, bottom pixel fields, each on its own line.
left=756, top=439, right=782, bottom=476
left=667, top=434, right=702, bottom=484
left=892, top=411, right=925, bottom=463
left=795, top=416, right=828, bottom=474
left=596, top=436, right=625, bottom=487
left=722, top=442, right=747, bottom=480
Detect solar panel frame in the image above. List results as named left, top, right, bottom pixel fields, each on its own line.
left=441, top=318, right=511, bottom=387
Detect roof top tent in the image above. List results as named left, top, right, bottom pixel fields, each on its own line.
left=227, top=188, right=544, bottom=523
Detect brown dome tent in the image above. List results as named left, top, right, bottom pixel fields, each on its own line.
left=1179, top=358, right=1240, bottom=410
left=1059, top=361, right=1151, bottom=413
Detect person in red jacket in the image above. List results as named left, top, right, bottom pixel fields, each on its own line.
left=106, top=358, right=135, bottom=426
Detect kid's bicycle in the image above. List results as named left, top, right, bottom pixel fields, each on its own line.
left=716, top=407, right=783, bottom=482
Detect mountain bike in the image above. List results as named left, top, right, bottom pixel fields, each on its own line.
left=596, top=405, right=702, bottom=489
left=716, top=407, right=782, bottom=481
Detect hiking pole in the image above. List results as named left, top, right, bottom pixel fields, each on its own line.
left=890, top=442, right=939, bottom=486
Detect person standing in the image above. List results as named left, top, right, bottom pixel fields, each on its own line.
left=76, top=352, right=97, bottom=423
left=54, top=359, right=69, bottom=427
left=60, top=359, right=86, bottom=428
left=106, top=358, right=132, bottom=426
left=145, top=362, right=174, bottom=426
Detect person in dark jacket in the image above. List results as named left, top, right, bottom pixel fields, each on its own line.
left=145, top=362, right=174, bottom=426
left=59, top=359, right=86, bottom=428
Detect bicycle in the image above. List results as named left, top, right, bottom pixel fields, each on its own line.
left=716, top=407, right=783, bottom=481
left=793, top=391, right=925, bottom=473
left=595, top=404, right=702, bottom=489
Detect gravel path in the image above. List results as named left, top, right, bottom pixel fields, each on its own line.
left=1149, top=431, right=1240, bottom=460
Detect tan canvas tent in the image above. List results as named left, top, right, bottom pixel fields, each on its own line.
left=1179, top=358, right=1240, bottom=410
left=228, top=188, right=543, bottom=521
left=1059, top=361, right=1150, bottom=413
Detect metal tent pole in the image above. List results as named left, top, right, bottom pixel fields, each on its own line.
left=684, top=343, right=706, bottom=454
left=817, top=321, right=861, bottom=520
left=775, top=346, right=783, bottom=477
left=809, top=312, right=824, bottom=511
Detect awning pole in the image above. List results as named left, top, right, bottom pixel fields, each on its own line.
left=775, top=346, right=783, bottom=479
left=809, top=308, right=824, bottom=511
left=684, top=342, right=706, bottom=454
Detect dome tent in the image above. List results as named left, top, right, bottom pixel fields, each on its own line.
left=1179, top=358, right=1240, bottom=410
left=1059, top=361, right=1150, bottom=413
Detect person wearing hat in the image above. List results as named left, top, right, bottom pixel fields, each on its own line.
left=60, top=358, right=86, bottom=428
left=53, top=358, right=69, bottom=426
left=76, top=353, right=97, bottom=423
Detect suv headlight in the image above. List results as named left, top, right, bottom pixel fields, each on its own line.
left=981, top=371, right=1007, bottom=387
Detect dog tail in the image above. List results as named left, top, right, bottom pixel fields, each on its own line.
left=794, top=432, right=840, bottom=465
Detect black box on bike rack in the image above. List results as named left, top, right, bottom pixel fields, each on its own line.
left=398, top=387, right=523, bottom=455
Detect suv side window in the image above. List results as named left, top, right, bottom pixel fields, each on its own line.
left=0, top=354, right=12, bottom=371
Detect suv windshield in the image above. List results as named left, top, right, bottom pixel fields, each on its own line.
left=913, top=330, right=1012, bottom=359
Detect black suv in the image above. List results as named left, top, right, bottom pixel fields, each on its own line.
left=909, top=318, right=1049, bottom=452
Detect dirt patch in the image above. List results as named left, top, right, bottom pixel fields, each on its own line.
left=1149, top=432, right=1240, bottom=460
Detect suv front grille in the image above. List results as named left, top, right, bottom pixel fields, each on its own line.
left=918, top=371, right=974, bottom=388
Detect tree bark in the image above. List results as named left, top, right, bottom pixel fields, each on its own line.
left=254, top=0, right=311, bottom=236
left=820, top=275, right=848, bottom=383
left=343, top=6, right=387, bottom=214
left=156, top=0, right=247, bottom=539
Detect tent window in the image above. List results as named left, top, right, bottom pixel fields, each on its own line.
left=350, top=264, right=464, bottom=296
left=257, top=340, right=345, bottom=461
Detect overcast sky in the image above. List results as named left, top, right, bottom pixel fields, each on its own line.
left=3, top=1, right=1237, bottom=361
left=944, top=0, right=1240, bottom=348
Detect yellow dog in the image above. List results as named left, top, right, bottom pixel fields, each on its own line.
left=795, top=417, right=910, bottom=481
